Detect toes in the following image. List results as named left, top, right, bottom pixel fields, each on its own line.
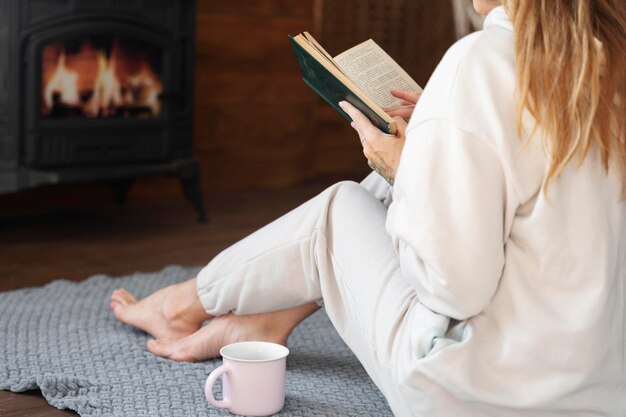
left=147, top=325, right=222, bottom=362
left=110, top=289, right=124, bottom=302
left=111, top=289, right=137, bottom=306
left=111, top=303, right=130, bottom=323
left=110, top=290, right=201, bottom=342
left=147, top=338, right=196, bottom=362
left=146, top=338, right=170, bottom=357
left=111, top=301, right=145, bottom=331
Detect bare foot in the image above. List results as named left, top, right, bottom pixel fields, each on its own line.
left=147, top=303, right=320, bottom=362
left=110, top=278, right=211, bottom=341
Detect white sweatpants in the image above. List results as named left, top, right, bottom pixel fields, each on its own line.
left=197, top=174, right=455, bottom=417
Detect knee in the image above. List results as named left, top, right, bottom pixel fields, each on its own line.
left=323, top=180, right=386, bottom=230
left=328, top=180, right=371, bottom=207
left=329, top=180, right=362, bottom=191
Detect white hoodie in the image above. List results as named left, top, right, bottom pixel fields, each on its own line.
left=386, top=6, right=626, bottom=416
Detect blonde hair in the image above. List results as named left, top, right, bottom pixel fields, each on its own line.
left=506, top=0, right=626, bottom=190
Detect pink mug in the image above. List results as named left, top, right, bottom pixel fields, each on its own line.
left=205, top=341, right=289, bottom=416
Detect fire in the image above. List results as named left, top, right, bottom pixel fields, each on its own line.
left=44, top=51, right=80, bottom=110
left=126, top=64, right=162, bottom=116
left=87, top=51, right=123, bottom=117
left=42, top=38, right=163, bottom=118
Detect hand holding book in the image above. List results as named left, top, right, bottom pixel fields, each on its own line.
left=289, top=32, right=422, bottom=134
left=339, top=100, right=408, bottom=186
left=289, top=32, right=422, bottom=184
left=384, top=88, right=422, bottom=122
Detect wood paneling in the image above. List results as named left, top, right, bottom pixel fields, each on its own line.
left=193, top=0, right=318, bottom=192
left=193, top=0, right=456, bottom=193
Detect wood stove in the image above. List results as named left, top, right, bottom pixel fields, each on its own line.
left=0, top=0, right=206, bottom=221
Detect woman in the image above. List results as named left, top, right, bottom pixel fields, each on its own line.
left=110, top=0, right=626, bottom=415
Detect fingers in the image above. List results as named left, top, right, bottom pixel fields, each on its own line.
left=339, top=101, right=383, bottom=146
left=390, top=88, right=422, bottom=104
left=392, top=115, right=409, bottom=128
left=339, top=100, right=401, bottom=183
left=339, top=101, right=382, bottom=136
left=350, top=122, right=366, bottom=146
left=384, top=105, right=414, bottom=120
left=385, top=89, right=421, bottom=121
left=339, top=101, right=372, bottom=128
left=391, top=116, right=409, bottom=140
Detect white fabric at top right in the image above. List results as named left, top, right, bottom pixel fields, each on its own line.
left=386, top=6, right=626, bottom=416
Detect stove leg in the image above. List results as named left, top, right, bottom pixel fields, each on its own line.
left=179, top=167, right=208, bottom=223
left=109, top=178, right=134, bottom=205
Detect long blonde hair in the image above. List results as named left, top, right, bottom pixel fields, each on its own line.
left=506, top=0, right=626, bottom=189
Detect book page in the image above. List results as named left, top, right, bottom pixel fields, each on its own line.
left=334, top=39, right=422, bottom=109
left=302, top=32, right=339, bottom=70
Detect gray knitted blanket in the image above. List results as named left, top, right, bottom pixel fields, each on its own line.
left=0, top=265, right=393, bottom=417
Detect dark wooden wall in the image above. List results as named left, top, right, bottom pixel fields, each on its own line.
left=194, top=0, right=456, bottom=192
left=194, top=0, right=320, bottom=192
left=0, top=0, right=456, bottom=213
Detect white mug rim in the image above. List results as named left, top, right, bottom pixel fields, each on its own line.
left=219, top=341, right=289, bottom=363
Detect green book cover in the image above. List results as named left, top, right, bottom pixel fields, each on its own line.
left=288, top=35, right=395, bottom=135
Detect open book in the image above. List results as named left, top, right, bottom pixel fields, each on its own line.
left=289, top=32, right=422, bottom=135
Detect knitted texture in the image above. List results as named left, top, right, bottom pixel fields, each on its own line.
left=0, top=265, right=393, bottom=416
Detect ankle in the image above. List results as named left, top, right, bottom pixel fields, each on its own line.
left=267, top=303, right=320, bottom=341
left=162, top=280, right=211, bottom=326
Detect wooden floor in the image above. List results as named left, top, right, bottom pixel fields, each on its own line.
left=0, top=181, right=331, bottom=417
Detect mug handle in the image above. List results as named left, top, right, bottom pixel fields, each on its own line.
left=205, top=364, right=231, bottom=409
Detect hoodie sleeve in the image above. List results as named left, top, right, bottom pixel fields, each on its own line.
left=386, top=119, right=509, bottom=320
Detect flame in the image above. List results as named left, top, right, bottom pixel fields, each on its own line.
left=127, top=65, right=162, bottom=115
left=87, top=51, right=123, bottom=117
left=44, top=51, right=79, bottom=110
left=42, top=39, right=163, bottom=118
